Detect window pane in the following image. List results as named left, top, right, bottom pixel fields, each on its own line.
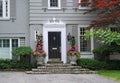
left=111, top=27, right=119, bottom=32
left=50, top=0, right=58, bottom=7
left=3, top=39, right=9, bottom=47
left=0, top=0, right=3, bottom=17
left=0, top=39, right=2, bottom=47
left=81, top=0, right=90, bottom=7
left=12, top=39, right=18, bottom=50
left=80, top=27, right=91, bottom=52
left=5, top=0, right=8, bottom=17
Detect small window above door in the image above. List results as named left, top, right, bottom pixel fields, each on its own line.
left=48, top=0, right=61, bottom=9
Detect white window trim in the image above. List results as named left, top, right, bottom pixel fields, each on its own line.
left=0, top=38, right=20, bottom=59
left=78, top=0, right=91, bottom=9
left=78, top=25, right=94, bottom=54
left=48, top=0, right=61, bottom=9
left=0, top=0, right=10, bottom=20
left=34, top=30, right=40, bottom=41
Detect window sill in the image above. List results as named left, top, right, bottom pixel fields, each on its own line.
left=78, top=7, right=91, bottom=10
left=0, top=17, right=10, bottom=21
left=48, top=7, right=61, bottom=10
left=80, top=52, right=93, bottom=55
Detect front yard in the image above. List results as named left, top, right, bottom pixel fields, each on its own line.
left=98, top=70, right=120, bottom=82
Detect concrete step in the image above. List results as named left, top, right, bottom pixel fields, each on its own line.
left=26, top=63, right=96, bottom=74
left=47, top=61, right=63, bottom=64
left=37, top=66, right=81, bottom=69
left=26, top=70, right=96, bottom=74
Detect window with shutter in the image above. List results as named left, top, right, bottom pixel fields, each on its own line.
left=0, top=0, right=10, bottom=20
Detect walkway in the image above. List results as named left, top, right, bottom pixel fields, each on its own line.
left=0, top=72, right=118, bottom=83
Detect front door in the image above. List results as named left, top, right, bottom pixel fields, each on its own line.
left=48, top=32, right=61, bottom=59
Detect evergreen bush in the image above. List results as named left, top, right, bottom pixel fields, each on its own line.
left=76, top=59, right=120, bottom=70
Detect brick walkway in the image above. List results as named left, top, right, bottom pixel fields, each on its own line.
left=0, top=72, right=118, bottom=83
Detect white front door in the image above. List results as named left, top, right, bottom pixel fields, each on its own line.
left=43, top=24, right=66, bottom=63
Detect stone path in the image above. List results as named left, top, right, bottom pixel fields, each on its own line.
left=0, top=72, right=118, bottom=83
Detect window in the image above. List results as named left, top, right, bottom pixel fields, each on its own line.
left=12, top=39, right=18, bottom=50
left=80, top=27, right=91, bottom=52
left=0, top=39, right=10, bottom=47
left=3, top=39, right=9, bottom=47
left=0, top=39, right=19, bottom=59
left=110, top=27, right=119, bottom=32
left=0, top=0, right=10, bottom=19
left=48, top=0, right=61, bottom=9
left=79, top=0, right=91, bottom=9
left=110, top=27, right=119, bottom=46
left=0, top=39, right=2, bottom=47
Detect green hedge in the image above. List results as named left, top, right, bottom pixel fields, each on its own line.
left=0, top=59, right=36, bottom=70
left=12, top=46, right=33, bottom=56
left=76, top=59, right=120, bottom=70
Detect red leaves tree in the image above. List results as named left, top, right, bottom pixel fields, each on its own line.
left=79, top=0, right=120, bottom=28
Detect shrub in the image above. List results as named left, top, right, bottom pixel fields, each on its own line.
left=107, top=60, right=120, bottom=70
left=77, top=59, right=120, bottom=70
left=0, top=59, right=35, bottom=70
left=93, top=45, right=111, bottom=55
left=76, top=58, right=108, bottom=70
left=12, top=46, right=33, bottom=56
left=12, top=46, right=32, bottom=64
left=93, top=44, right=120, bottom=61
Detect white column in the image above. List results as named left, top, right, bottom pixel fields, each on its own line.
left=90, top=28, right=94, bottom=53
left=9, top=38, right=12, bottom=59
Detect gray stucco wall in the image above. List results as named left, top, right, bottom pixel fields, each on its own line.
left=0, top=0, right=29, bottom=46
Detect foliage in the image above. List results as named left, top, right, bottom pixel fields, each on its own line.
left=77, top=59, right=120, bottom=70
left=33, top=32, right=46, bottom=57
left=85, top=29, right=120, bottom=45
left=76, top=58, right=108, bottom=70
left=79, top=0, right=120, bottom=27
left=12, top=46, right=33, bottom=56
left=93, top=44, right=111, bottom=55
left=98, top=70, right=120, bottom=82
left=0, top=59, right=35, bottom=69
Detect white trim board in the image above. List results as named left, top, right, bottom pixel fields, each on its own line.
left=43, top=24, right=66, bottom=63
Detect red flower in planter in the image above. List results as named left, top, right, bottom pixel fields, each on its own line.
left=33, top=33, right=46, bottom=57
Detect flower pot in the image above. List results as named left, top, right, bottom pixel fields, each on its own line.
left=69, top=55, right=77, bottom=65
left=36, top=56, right=44, bottom=66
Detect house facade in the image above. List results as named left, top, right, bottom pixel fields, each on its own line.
left=0, top=0, right=119, bottom=63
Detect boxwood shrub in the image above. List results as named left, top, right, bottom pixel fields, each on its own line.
left=12, top=46, right=33, bottom=64
left=0, top=59, right=36, bottom=70
left=76, top=59, right=120, bottom=70
left=12, top=46, right=33, bottom=56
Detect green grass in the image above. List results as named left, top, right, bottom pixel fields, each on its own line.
left=98, top=70, right=120, bottom=82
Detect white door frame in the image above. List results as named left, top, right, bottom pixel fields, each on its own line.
left=43, top=24, right=67, bottom=63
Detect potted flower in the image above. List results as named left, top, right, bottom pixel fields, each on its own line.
left=67, top=33, right=80, bottom=65
left=33, top=32, right=46, bottom=65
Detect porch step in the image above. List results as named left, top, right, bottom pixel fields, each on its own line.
left=26, top=63, right=96, bottom=74
left=47, top=61, right=63, bottom=64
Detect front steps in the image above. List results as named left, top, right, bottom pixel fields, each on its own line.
left=26, top=61, right=96, bottom=74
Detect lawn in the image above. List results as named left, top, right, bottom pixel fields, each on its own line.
left=98, top=70, right=120, bottom=82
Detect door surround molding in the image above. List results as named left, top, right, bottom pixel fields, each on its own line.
left=43, top=23, right=66, bottom=63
